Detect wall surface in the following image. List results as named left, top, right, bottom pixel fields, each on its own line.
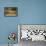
left=0, top=0, right=46, bottom=45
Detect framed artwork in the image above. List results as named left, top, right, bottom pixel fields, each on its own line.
left=4, top=7, right=18, bottom=17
